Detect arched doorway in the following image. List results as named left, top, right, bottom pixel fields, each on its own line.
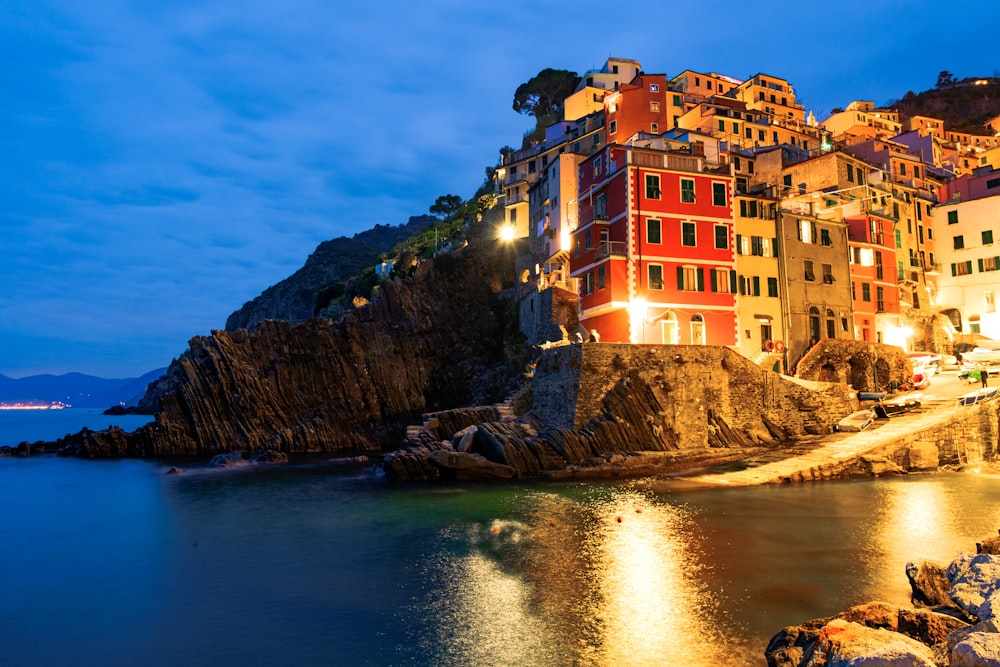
left=661, top=311, right=679, bottom=344
left=825, top=309, right=836, bottom=338
left=691, top=313, right=706, bottom=345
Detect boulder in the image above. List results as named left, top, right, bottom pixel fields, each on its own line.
left=951, top=631, right=1000, bottom=667
left=805, top=618, right=936, bottom=666
left=948, top=553, right=1000, bottom=619
left=904, top=442, right=940, bottom=471
left=427, top=449, right=515, bottom=480
left=907, top=560, right=957, bottom=608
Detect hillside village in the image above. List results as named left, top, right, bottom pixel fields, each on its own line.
left=488, top=57, right=1000, bottom=375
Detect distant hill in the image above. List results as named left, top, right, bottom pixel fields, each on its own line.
left=890, top=76, right=1000, bottom=134
left=225, top=215, right=436, bottom=331
left=0, top=368, right=166, bottom=408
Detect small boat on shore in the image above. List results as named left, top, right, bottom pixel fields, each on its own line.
left=873, top=394, right=922, bottom=419
left=956, top=386, right=999, bottom=407
left=836, top=409, right=876, bottom=432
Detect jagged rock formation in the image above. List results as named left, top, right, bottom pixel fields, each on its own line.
left=54, top=240, right=515, bottom=458
left=225, top=215, right=435, bottom=331
left=383, top=344, right=858, bottom=481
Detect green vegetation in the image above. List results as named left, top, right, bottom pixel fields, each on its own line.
left=513, top=68, right=579, bottom=143
left=890, top=74, right=1000, bottom=134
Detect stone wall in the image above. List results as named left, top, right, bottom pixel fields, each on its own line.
left=531, top=342, right=857, bottom=448
left=885, top=401, right=999, bottom=469
left=518, top=284, right=579, bottom=346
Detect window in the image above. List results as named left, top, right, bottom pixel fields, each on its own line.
left=822, top=263, right=834, bottom=284
left=681, top=222, right=696, bottom=246
left=582, top=271, right=593, bottom=295
left=826, top=309, right=836, bottom=338
left=677, top=265, right=703, bottom=291
left=650, top=83, right=659, bottom=92
left=739, top=275, right=760, bottom=296
left=798, top=219, right=815, bottom=243
left=718, top=119, right=726, bottom=132
left=954, top=235, right=964, bottom=250
left=645, top=174, right=661, bottom=199
left=714, top=225, right=728, bottom=249
left=847, top=164, right=854, bottom=183
left=984, top=230, right=994, bottom=245
left=646, top=218, right=661, bottom=244
left=736, top=234, right=749, bottom=255
left=650, top=122, right=659, bottom=134
left=650, top=101, right=660, bottom=112
left=804, top=259, right=815, bottom=281
left=820, top=229, right=832, bottom=246
left=862, top=283, right=871, bottom=301
left=987, top=291, right=996, bottom=314
left=979, top=256, right=1000, bottom=272
left=711, top=268, right=732, bottom=293
left=876, top=286, right=885, bottom=312
left=585, top=229, right=592, bottom=250
left=895, top=228, right=902, bottom=248
left=767, top=277, right=778, bottom=297
left=597, top=265, right=606, bottom=290
left=952, top=261, right=973, bottom=276
left=594, top=193, right=607, bottom=220
left=690, top=314, right=706, bottom=345
left=783, top=174, right=792, bottom=188
left=681, top=178, right=696, bottom=203
left=713, top=182, right=727, bottom=207
left=987, top=177, right=1000, bottom=189
left=610, top=119, right=617, bottom=134
left=948, top=210, right=959, bottom=224
left=673, top=94, right=681, bottom=106
left=648, top=264, right=664, bottom=290
left=593, top=155, right=602, bottom=177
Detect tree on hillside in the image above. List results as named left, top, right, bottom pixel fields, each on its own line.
left=430, top=194, right=463, bottom=219
left=512, top=68, right=580, bottom=122
left=937, top=70, right=956, bottom=88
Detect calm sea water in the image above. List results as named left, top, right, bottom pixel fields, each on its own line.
left=2, top=412, right=1000, bottom=666
left=0, top=407, right=153, bottom=447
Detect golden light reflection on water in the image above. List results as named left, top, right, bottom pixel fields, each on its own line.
left=429, top=489, right=756, bottom=667
left=864, top=474, right=1000, bottom=604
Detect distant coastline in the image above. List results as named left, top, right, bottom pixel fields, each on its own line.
left=0, top=402, right=69, bottom=410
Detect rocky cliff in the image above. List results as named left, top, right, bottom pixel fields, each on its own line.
left=54, top=239, right=517, bottom=458
left=225, top=215, right=435, bottom=331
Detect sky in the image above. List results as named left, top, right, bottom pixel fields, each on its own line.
left=2, top=0, right=996, bottom=379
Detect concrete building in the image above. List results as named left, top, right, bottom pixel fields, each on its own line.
left=932, top=194, right=1000, bottom=338
left=571, top=141, right=736, bottom=345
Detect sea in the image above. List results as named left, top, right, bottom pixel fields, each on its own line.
left=2, top=408, right=999, bottom=666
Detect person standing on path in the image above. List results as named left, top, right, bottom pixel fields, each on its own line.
left=982, top=367, right=989, bottom=388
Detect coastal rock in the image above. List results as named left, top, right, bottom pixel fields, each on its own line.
left=907, top=560, right=959, bottom=609
left=804, top=618, right=936, bottom=666
left=49, top=240, right=515, bottom=460
left=766, top=602, right=965, bottom=666
left=947, top=553, right=1000, bottom=619
left=951, top=631, right=1000, bottom=666
left=427, top=450, right=515, bottom=480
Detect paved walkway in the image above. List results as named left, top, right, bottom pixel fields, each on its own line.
left=683, top=369, right=989, bottom=487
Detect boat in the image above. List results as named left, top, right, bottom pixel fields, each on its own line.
left=836, top=409, right=876, bottom=432
left=911, top=372, right=930, bottom=389
left=958, top=346, right=1000, bottom=379
left=956, top=386, right=1000, bottom=407
left=873, top=395, right=922, bottom=419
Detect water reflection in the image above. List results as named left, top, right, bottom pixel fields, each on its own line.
left=863, top=473, right=1000, bottom=603
left=427, top=488, right=754, bottom=666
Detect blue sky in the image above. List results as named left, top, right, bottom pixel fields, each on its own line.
left=1, top=0, right=994, bottom=378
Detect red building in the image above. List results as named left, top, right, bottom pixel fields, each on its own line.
left=571, top=141, right=737, bottom=345
left=846, top=213, right=900, bottom=342
left=603, top=73, right=684, bottom=141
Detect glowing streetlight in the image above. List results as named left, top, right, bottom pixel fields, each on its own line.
left=499, top=224, right=516, bottom=243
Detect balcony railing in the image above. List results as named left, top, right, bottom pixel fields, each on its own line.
left=594, top=241, right=628, bottom=261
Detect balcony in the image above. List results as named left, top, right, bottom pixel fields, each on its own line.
left=594, top=241, right=628, bottom=261
left=629, top=148, right=702, bottom=174
left=924, top=262, right=942, bottom=275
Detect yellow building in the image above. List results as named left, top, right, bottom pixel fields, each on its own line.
left=733, top=193, right=785, bottom=367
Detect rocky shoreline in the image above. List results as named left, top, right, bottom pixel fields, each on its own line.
left=765, top=530, right=1000, bottom=666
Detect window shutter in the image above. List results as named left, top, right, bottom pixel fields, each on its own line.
left=736, top=234, right=743, bottom=254
left=979, top=258, right=985, bottom=272
left=772, top=237, right=778, bottom=252
left=710, top=269, right=718, bottom=292
left=967, top=261, right=973, bottom=274
left=951, top=263, right=957, bottom=276
left=753, top=276, right=760, bottom=296
left=730, top=270, right=737, bottom=293
left=738, top=276, right=745, bottom=295
left=676, top=266, right=684, bottom=290
left=697, top=268, right=705, bottom=291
